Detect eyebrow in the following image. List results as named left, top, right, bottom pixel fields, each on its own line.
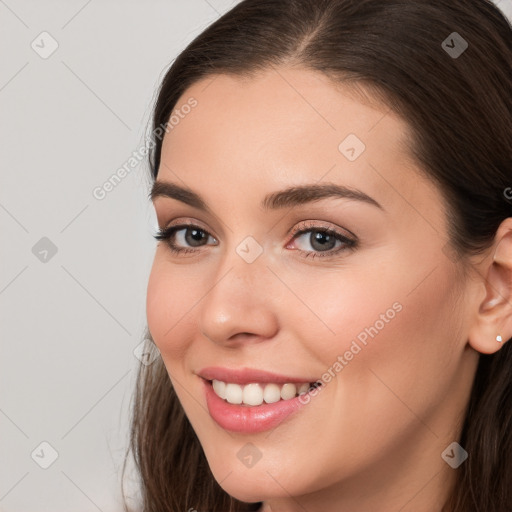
left=149, top=181, right=384, bottom=212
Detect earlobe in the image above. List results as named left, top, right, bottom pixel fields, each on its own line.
left=467, top=219, right=512, bottom=355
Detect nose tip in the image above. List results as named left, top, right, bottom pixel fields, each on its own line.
left=198, top=265, right=279, bottom=346
left=199, top=301, right=279, bottom=346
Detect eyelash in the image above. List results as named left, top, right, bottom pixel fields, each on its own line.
left=153, top=220, right=357, bottom=259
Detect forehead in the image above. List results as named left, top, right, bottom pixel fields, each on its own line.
left=159, top=67, right=445, bottom=226
left=165, top=67, right=404, bottom=157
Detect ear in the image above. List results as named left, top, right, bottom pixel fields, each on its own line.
left=468, top=218, right=512, bottom=354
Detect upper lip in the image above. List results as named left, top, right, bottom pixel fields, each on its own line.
left=197, top=366, right=316, bottom=385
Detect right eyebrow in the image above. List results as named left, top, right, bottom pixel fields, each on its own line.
left=149, top=181, right=212, bottom=213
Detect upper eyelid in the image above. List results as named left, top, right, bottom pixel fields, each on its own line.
left=164, top=221, right=355, bottom=245
left=285, top=220, right=357, bottom=244
left=162, top=218, right=217, bottom=237
left=292, top=226, right=352, bottom=240
left=154, top=201, right=358, bottom=235
left=154, top=205, right=227, bottom=237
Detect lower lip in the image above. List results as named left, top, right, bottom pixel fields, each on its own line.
left=203, top=379, right=312, bottom=433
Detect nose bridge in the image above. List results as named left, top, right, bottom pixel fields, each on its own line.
left=198, top=237, right=279, bottom=344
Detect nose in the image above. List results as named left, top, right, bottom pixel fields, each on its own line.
left=198, top=253, right=280, bottom=347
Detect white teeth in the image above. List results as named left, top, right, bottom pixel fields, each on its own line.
left=298, top=382, right=310, bottom=394
left=263, top=383, right=281, bottom=404
left=212, top=379, right=226, bottom=399
left=280, top=383, right=297, bottom=400
left=242, top=383, right=263, bottom=406
left=225, top=383, right=243, bottom=404
left=211, top=379, right=312, bottom=406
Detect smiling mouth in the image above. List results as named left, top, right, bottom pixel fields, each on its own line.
left=208, top=379, right=322, bottom=407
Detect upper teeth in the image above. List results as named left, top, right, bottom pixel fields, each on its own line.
left=212, top=379, right=311, bottom=406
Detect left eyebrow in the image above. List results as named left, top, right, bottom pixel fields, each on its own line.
left=261, top=183, right=384, bottom=211
left=149, top=181, right=384, bottom=212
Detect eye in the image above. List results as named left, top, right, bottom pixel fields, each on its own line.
left=286, top=222, right=356, bottom=258
left=154, top=220, right=357, bottom=259
left=154, top=223, right=218, bottom=254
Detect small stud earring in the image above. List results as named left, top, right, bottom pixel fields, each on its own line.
left=496, top=335, right=503, bottom=343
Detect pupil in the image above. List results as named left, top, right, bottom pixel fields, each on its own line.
left=186, top=228, right=207, bottom=246
left=311, top=231, right=335, bottom=251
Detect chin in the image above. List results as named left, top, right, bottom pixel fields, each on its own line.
left=219, top=482, right=266, bottom=503
left=209, top=464, right=284, bottom=503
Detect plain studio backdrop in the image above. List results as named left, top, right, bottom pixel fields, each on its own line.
left=1, top=1, right=511, bottom=511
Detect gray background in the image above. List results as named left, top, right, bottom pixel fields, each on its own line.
left=1, top=0, right=511, bottom=511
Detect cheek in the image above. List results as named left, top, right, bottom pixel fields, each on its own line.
left=146, top=255, right=197, bottom=359
left=275, top=259, right=401, bottom=368
left=280, top=253, right=460, bottom=421
left=284, top=248, right=456, bottom=358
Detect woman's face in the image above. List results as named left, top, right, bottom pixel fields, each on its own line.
left=146, top=67, right=481, bottom=509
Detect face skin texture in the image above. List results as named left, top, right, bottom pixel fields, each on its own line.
left=146, top=66, right=512, bottom=512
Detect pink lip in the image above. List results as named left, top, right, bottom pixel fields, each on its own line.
left=202, top=378, right=314, bottom=433
left=197, top=366, right=317, bottom=385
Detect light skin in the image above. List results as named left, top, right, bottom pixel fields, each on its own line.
left=146, top=66, right=512, bottom=512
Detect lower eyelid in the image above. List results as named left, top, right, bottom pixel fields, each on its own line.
left=158, top=224, right=355, bottom=255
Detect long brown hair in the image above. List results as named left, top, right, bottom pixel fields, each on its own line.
left=122, top=1, right=512, bottom=510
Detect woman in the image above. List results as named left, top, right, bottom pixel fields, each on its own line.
left=123, top=0, right=512, bottom=510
